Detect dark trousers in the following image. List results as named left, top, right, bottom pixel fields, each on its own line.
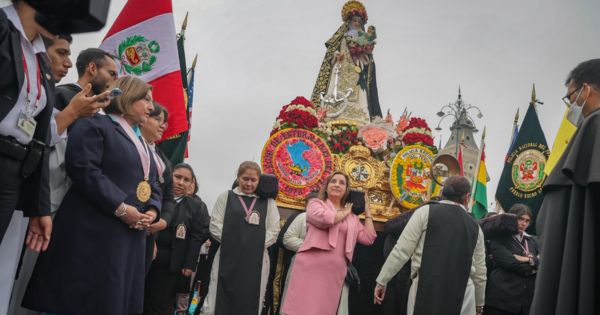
left=0, top=154, right=24, bottom=245
left=485, top=305, right=527, bottom=315
left=144, top=261, right=179, bottom=315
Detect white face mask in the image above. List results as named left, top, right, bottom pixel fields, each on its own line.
left=565, top=87, right=585, bottom=109
left=567, top=105, right=583, bottom=127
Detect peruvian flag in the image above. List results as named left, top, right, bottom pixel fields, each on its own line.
left=457, top=143, right=464, bottom=176
left=100, top=0, right=187, bottom=139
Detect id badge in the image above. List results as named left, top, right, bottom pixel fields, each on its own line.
left=247, top=211, right=260, bottom=225
left=17, top=112, right=36, bottom=137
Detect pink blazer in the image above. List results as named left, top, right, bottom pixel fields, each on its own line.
left=298, top=198, right=377, bottom=261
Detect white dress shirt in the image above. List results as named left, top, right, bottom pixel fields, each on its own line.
left=0, top=5, right=47, bottom=145
left=376, top=202, right=487, bottom=308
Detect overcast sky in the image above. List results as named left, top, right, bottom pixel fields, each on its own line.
left=59, top=0, right=600, bottom=211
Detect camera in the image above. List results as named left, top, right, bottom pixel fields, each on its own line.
left=24, top=0, right=111, bottom=35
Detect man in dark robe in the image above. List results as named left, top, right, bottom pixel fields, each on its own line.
left=530, top=59, right=600, bottom=315
left=374, top=176, right=486, bottom=315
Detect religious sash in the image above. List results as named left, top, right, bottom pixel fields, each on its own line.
left=413, top=203, right=479, bottom=315
left=215, top=191, right=268, bottom=315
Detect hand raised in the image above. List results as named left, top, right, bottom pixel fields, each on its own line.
left=66, top=83, right=111, bottom=118
left=343, top=202, right=353, bottom=214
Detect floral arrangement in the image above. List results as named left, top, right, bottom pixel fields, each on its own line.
left=358, top=124, right=393, bottom=154
left=400, top=117, right=434, bottom=147
left=321, top=124, right=359, bottom=154
left=271, top=96, right=319, bottom=135
left=348, top=43, right=374, bottom=57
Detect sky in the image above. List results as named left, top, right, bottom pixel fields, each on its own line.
left=39, top=0, right=600, bottom=210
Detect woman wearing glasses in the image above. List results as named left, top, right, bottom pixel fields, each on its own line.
left=141, top=102, right=176, bottom=273
left=485, top=204, right=539, bottom=315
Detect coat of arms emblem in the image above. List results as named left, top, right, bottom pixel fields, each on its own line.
left=511, top=149, right=547, bottom=192
left=117, top=35, right=160, bottom=75
left=390, top=145, right=435, bottom=208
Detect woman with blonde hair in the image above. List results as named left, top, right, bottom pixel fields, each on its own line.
left=200, top=161, right=280, bottom=315
left=23, top=76, right=162, bottom=315
left=281, top=171, right=377, bottom=315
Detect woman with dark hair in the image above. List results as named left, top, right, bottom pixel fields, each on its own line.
left=144, top=163, right=210, bottom=315
left=200, top=161, right=280, bottom=315
left=141, top=102, right=175, bottom=271
left=23, top=76, right=162, bottom=315
left=281, top=171, right=376, bottom=315
left=485, top=204, right=540, bottom=315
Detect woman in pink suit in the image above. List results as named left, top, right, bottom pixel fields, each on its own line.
left=281, top=172, right=377, bottom=315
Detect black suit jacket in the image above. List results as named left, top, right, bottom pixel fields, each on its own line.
left=0, top=10, right=53, bottom=217
left=162, top=196, right=210, bottom=272
left=156, top=148, right=175, bottom=224
left=486, top=235, right=539, bottom=313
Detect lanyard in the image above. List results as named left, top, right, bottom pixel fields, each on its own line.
left=21, top=48, right=42, bottom=117
left=110, top=114, right=151, bottom=180
left=238, top=195, right=257, bottom=217
left=513, top=235, right=530, bottom=256
left=148, top=144, right=165, bottom=178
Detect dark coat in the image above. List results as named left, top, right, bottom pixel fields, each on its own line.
left=485, top=235, right=539, bottom=314
left=381, top=209, right=416, bottom=315
left=156, top=148, right=175, bottom=224
left=23, top=114, right=162, bottom=315
left=160, top=195, right=210, bottom=272
left=531, top=108, right=600, bottom=315
left=54, top=83, right=81, bottom=111
left=145, top=147, right=175, bottom=273
left=0, top=9, right=54, bottom=217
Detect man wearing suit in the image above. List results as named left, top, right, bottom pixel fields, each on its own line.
left=0, top=2, right=56, bottom=313
left=8, top=46, right=117, bottom=315
left=50, top=48, right=117, bottom=212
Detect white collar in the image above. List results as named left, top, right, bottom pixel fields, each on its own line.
left=3, top=5, right=46, bottom=54
left=233, top=187, right=257, bottom=198
left=438, top=199, right=468, bottom=212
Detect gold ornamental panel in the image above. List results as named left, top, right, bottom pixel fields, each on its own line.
left=335, top=145, right=386, bottom=190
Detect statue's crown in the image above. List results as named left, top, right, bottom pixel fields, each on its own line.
left=342, top=1, right=368, bottom=22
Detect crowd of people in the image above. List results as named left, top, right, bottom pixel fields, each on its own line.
left=0, top=1, right=598, bottom=315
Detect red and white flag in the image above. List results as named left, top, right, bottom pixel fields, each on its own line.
left=100, top=0, right=187, bottom=138
left=457, top=143, right=464, bottom=176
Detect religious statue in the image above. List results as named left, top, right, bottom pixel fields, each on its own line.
left=311, top=0, right=383, bottom=125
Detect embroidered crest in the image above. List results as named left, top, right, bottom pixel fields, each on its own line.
left=117, top=35, right=160, bottom=75
left=511, top=149, right=547, bottom=192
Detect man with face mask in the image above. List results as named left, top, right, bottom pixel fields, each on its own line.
left=530, top=59, right=600, bottom=315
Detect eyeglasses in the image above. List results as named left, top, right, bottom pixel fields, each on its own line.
left=562, top=86, right=582, bottom=107
left=150, top=115, right=168, bottom=127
